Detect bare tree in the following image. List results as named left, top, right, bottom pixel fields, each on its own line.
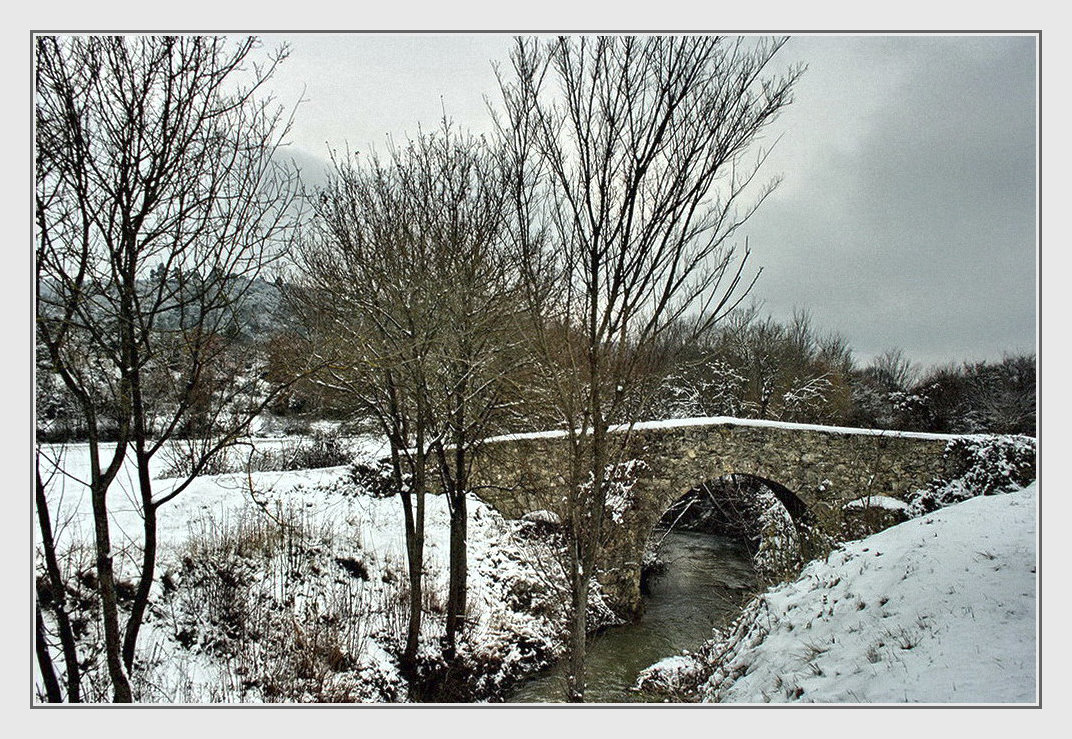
left=849, top=347, right=921, bottom=429
left=294, top=145, right=437, bottom=677
left=495, top=35, right=801, bottom=701
left=713, top=307, right=854, bottom=423
left=870, top=348, right=919, bottom=392
left=35, top=35, right=302, bottom=701
left=35, top=456, right=81, bottom=702
left=963, top=353, right=1036, bottom=435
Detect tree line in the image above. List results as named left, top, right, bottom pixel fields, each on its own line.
left=645, top=310, right=1035, bottom=436
left=34, top=34, right=1034, bottom=704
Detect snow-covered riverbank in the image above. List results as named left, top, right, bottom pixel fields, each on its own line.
left=638, top=482, right=1038, bottom=703
left=35, top=432, right=1040, bottom=705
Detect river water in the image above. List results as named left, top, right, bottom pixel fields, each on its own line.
left=507, top=530, right=757, bottom=703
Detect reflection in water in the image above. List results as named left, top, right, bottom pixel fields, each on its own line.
left=508, top=530, right=756, bottom=703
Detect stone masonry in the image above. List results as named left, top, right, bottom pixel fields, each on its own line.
left=469, top=417, right=965, bottom=616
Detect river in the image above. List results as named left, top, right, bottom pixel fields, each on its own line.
left=507, top=530, right=757, bottom=703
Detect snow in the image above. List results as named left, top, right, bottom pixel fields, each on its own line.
left=36, top=439, right=373, bottom=547
left=483, top=414, right=970, bottom=445
left=35, top=437, right=573, bottom=702
left=36, top=429, right=1041, bottom=705
left=520, top=510, right=561, bottom=526
left=638, top=483, right=1038, bottom=704
left=843, top=495, right=909, bottom=512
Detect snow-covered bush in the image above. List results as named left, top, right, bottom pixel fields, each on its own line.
left=426, top=508, right=620, bottom=701
left=781, top=375, right=834, bottom=422
left=839, top=495, right=910, bottom=541
left=163, top=504, right=397, bottom=702
left=753, top=487, right=803, bottom=581
left=634, top=654, right=705, bottom=701
left=454, top=520, right=568, bottom=697
left=345, top=455, right=399, bottom=498
left=905, top=434, right=1036, bottom=517
left=264, top=431, right=352, bottom=471
left=654, top=359, right=746, bottom=419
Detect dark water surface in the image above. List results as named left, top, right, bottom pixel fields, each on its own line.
left=507, top=530, right=757, bottom=703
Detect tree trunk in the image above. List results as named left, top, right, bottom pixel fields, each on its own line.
left=123, top=363, right=157, bottom=671
left=35, top=464, right=81, bottom=702
left=445, top=489, right=467, bottom=658
left=400, top=447, right=426, bottom=678
left=35, top=603, right=63, bottom=703
left=90, top=479, right=133, bottom=702
left=565, top=554, right=589, bottom=703
left=403, top=514, right=425, bottom=676
left=122, top=456, right=156, bottom=670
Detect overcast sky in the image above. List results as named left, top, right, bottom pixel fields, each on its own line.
left=259, top=33, right=1038, bottom=370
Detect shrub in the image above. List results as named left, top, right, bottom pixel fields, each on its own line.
left=158, top=432, right=353, bottom=479
left=345, top=456, right=399, bottom=498
left=249, top=432, right=352, bottom=472
left=160, top=504, right=394, bottom=702
left=905, top=434, right=1036, bottom=517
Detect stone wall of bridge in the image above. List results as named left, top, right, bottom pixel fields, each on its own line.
left=468, top=419, right=995, bottom=616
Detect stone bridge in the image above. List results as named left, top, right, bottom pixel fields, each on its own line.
left=469, top=416, right=967, bottom=616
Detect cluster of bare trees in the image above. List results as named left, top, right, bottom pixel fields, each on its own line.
left=850, top=350, right=1036, bottom=435
left=290, top=122, right=524, bottom=669
left=648, top=312, right=1037, bottom=440
left=36, top=33, right=801, bottom=703
left=651, top=307, right=855, bottom=424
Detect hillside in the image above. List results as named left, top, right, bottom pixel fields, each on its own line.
left=638, top=483, right=1038, bottom=703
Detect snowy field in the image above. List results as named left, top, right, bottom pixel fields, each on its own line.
left=638, top=482, right=1038, bottom=703
left=35, top=436, right=388, bottom=551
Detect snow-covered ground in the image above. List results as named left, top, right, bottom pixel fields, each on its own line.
left=34, top=438, right=575, bottom=702
left=638, top=483, right=1038, bottom=703
left=35, top=431, right=1040, bottom=705
left=35, top=437, right=382, bottom=553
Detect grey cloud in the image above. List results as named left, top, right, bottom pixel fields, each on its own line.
left=743, top=35, right=1037, bottom=367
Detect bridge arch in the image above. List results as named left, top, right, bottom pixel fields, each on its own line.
left=653, top=473, right=812, bottom=530
left=644, top=473, right=813, bottom=586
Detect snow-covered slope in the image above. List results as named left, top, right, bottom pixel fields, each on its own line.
left=35, top=440, right=576, bottom=702
left=639, top=483, right=1038, bottom=704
